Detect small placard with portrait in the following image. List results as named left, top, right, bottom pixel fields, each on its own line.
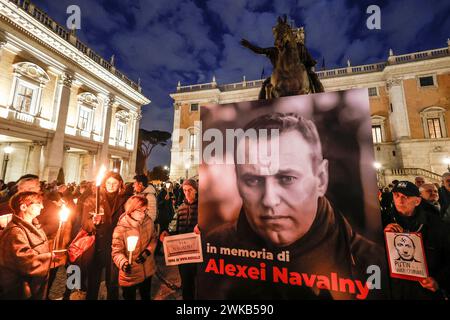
left=385, top=232, right=429, bottom=281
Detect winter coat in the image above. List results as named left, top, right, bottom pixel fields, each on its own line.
left=173, top=186, right=184, bottom=207
left=81, top=191, right=128, bottom=256
left=136, top=185, right=157, bottom=222
left=0, top=215, right=51, bottom=299
left=156, top=189, right=175, bottom=232
left=38, top=197, right=73, bottom=265
left=0, top=199, right=13, bottom=217
left=71, top=189, right=92, bottom=241
left=111, top=209, right=157, bottom=287
left=420, top=199, right=441, bottom=218
left=174, top=198, right=198, bottom=235
left=383, top=203, right=450, bottom=299
left=438, top=187, right=450, bottom=221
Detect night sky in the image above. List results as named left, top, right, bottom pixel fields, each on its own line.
left=31, top=0, right=450, bottom=170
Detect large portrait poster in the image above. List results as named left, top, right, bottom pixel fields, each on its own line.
left=385, top=232, right=428, bottom=281
left=197, top=89, right=389, bottom=300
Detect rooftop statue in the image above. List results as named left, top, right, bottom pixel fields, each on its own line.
left=241, top=15, right=324, bottom=99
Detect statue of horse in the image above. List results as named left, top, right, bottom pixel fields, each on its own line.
left=266, top=15, right=311, bottom=98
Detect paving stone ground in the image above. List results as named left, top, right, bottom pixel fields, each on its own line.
left=49, top=255, right=182, bottom=300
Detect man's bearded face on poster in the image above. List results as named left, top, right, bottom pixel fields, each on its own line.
left=236, top=130, right=328, bottom=248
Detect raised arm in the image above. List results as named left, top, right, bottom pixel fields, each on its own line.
left=240, top=38, right=273, bottom=55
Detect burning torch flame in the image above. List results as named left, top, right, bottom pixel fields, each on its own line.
left=96, top=165, right=107, bottom=187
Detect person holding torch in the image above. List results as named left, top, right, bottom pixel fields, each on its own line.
left=112, top=195, right=157, bottom=300
left=38, top=191, right=72, bottom=298
left=82, top=171, right=129, bottom=300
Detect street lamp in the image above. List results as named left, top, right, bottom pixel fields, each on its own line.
left=373, top=162, right=382, bottom=170
left=164, top=165, right=169, bottom=171
left=2, top=145, right=13, bottom=181
left=185, top=163, right=190, bottom=179
left=443, top=157, right=450, bottom=172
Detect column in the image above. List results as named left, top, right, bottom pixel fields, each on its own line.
left=7, top=72, right=20, bottom=112
left=128, top=110, right=142, bottom=177
left=169, top=102, right=182, bottom=180
left=98, top=96, right=114, bottom=170
left=43, top=72, right=73, bottom=181
left=0, top=40, right=8, bottom=108
left=386, top=78, right=410, bottom=140
left=0, top=40, right=7, bottom=60
left=33, top=82, right=45, bottom=122
left=80, top=152, right=95, bottom=181
left=26, top=142, right=42, bottom=175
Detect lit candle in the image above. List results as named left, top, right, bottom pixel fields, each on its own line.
left=59, top=204, right=70, bottom=223
left=127, top=236, right=139, bottom=265
left=95, top=165, right=107, bottom=216
left=54, top=204, right=70, bottom=251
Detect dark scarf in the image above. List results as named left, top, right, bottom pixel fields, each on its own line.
left=390, top=206, right=427, bottom=233
left=106, top=191, right=119, bottom=210
left=225, top=197, right=357, bottom=299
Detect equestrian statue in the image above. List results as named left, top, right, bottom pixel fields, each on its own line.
left=240, top=15, right=324, bottom=99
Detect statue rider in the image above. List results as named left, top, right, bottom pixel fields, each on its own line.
left=294, top=27, right=324, bottom=94
left=240, top=25, right=323, bottom=99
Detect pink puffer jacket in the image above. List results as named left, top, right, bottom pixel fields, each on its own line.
left=111, top=209, right=157, bottom=287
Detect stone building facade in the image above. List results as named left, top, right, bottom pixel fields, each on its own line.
left=169, top=42, right=450, bottom=185
left=0, top=0, right=150, bottom=183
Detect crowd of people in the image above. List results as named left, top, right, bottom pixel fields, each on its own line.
left=378, top=173, right=450, bottom=299
left=0, top=172, right=199, bottom=300
left=0, top=167, right=449, bottom=300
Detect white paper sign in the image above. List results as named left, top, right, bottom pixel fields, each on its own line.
left=163, top=232, right=203, bottom=266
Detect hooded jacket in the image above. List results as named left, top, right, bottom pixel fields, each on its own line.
left=111, top=209, right=157, bottom=287
left=0, top=215, right=51, bottom=299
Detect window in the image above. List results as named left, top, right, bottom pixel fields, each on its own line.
left=116, top=121, right=126, bottom=143
left=77, top=106, right=92, bottom=131
left=420, top=106, right=447, bottom=139
left=10, top=62, right=49, bottom=116
left=419, top=76, right=434, bottom=87
left=371, top=115, right=386, bottom=143
left=427, top=118, right=442, bottom=139
left=372, top=125, right=383, bottom=143
left=111, top=158, right=121, bottom=173
left=190, top=103, right=199, bottom=112
left=368, top=87, right=378, bottom=97
left=13, top=83, right=37, bottom=114
left=189, top=133, right=196, bottom=149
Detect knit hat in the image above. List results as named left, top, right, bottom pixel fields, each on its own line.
left=182, top=179, right=198, bottom=191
